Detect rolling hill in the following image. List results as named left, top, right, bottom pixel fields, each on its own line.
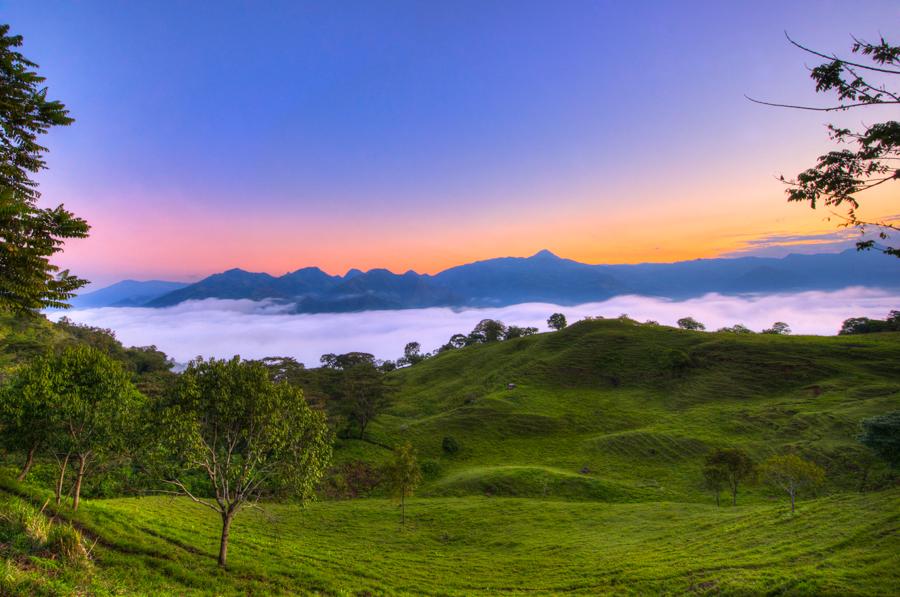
left=2, top=318, right=898, bottom=594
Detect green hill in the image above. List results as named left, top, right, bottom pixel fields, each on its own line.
left=2, top=317, right=899, bottom=595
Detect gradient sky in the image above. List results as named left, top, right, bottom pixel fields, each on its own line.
left=3, top=1, right=898, bottom=286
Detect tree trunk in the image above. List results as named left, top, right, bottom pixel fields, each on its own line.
left=16, top=443, right=37, bottom=482
left=55, top=453, right=70, bottom=505
left=72, top=454, right=86, bottom=511
left=218, top=511, right=234, bottom=567
left=731, top=485, right=737, bottom=506
left=359, top=419, right=367, bottom=440
left=789, top=488, right=795, bottom=514
left=715, top=491, right=720, bottom=508
left=400, top=494, right=405, bottom=526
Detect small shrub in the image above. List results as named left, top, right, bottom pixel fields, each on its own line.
left=442, top=436, right=460, bottom=454
left=47, top=524, right=90, bottom=565
left=419, top=459, right=441, bottom=480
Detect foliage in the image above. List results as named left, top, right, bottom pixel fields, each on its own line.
left=49, top=346, right=143, bottom=510
left=717, top=324, right=754, bottom=333
left=469, top=319, right=507, bottom=344
left=388, top=441, right=421, bottom=525
left=677, top=317, right=705, bottom=331
left=152, top=356, right=332, bottom=566
left=441, top=436, right=460, bottom=455
left=0, top=354, right=55, bottom=480
left=751, top=34, right=899, bottom=257
left=859, top=410, right=900, bottom=468
left=0, top=25, right=89, bottom=314
left=547, top=313, right=567, bottom=331
left=839, top=310, right=900, bottom=335
left=703, top=449, right=754, bottom=506
left=702, top=462, right=729, bottom=507
left=758, top=454, right=826, bottom=513
left=336, top=360, right=390, bottom=439
left=762, top=321, right=791, bottom=335
left=400, top=341, right=426, bottom=366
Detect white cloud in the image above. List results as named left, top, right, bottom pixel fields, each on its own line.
left=48, top=288, right=898, bottom=366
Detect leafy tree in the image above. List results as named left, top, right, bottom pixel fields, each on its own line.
left=839, top=311, right=900, bottom=334
left=154, top=357, right=332, bottom=567
left=717, top=324, right=754, bottom=333
left=442, top=436, right=460, bottom=454
left=547, top=313, right=567, bottom=331
left=50, top=346, right=142, bottom=510
left=758, top=454, right=825, bottom=514
left=448, top=333, right=468, bottom=349
left=319, top=351, right=376, bottom=370
left=859, top=410, right=900, bottom=468
left=702, top=462, right=729, bottom=507
left=749, top=34, right=899, bottom=257
left=705, top=448, right=754, bottom=505
left=338, top=361, right=390, bottom=439
left=677, top=317, right=706, bottom=331
left=762, top=322, right=791, bottom=335
left=504, top=325, right=539, bottom=340
left=401, top=341, right=426, bottom=366
left=469, top=319, right=506, bottom=343
left=0, top=354, right=55, bottom=481
left=0, top=25, right=89, bottom=314
left=259, top=356, right=306, bottom=384
left=388, top=441, right=422, bottom=526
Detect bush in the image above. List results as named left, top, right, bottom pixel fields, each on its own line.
left=442, top=436, right=460, bottom=454
left=419, top=459, right=442, bottom=480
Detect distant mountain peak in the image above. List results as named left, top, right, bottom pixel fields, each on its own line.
left=344, top=268, right=364, bottom=279
left=530, top=249, right=560, bottom=260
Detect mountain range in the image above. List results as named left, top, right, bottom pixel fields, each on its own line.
left=73, top=249, right=900, bottom=312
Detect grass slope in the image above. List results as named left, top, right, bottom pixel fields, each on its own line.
left=2, top=318, right=899, bottom=594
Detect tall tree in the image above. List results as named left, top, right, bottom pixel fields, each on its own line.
left=0, top=354, right=56, bottom=481
left=702, top=462, right=729, bottom=507
left=858, top=410, right=900, bottom=468
left=0, top=24, right=89, bottom=314
left=388, top=441, right=422, bottom=526
left=154, top=357, right=332, bottom=567
left=51, top=346, right=142, bottom=510
left=758, top=454, right=825, bottom=514
left=547, top=313, right=567, bottom=331
left=705, top=448, right=754, bottom=506
left=338, top=361, right=390, bottom=439
left=750, top=34, right=899, bottom=257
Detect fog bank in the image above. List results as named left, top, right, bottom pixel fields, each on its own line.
left=49, top=288, right=898, bottom=366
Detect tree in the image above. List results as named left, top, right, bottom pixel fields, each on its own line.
left=858, top=410, right=900, bottom=468
left=470, top=319, right=506, bottom=343
left=705, top=448, right=754, bottom=505
left=749, top=34, right=899, bottom=257
left=388, top=441, right=421, bottom=526
left=504, top=325, right=538, bottom=340
left=762, top=322, right=791, bottom=335
left=401, top=341, right=425, bottom=366
left=338, top=361, right=390, bottom=439
left=677, top=317, right=706, bottom=331
left=547, top=313, right=567, bottom=331
left=0, top=25, right=89, bottom=314
left=49, top=346, right=142, bottom=510
left=758, top=454, right=825, bottom=514
left=839, top=311, right=900, bottom=334
left=702, top=462, right=729, bottom=507
left=448, top=333, right=468, bottom=349
left=717, top=324, right=754, bottom=333
left=154, top=357, right=332, bottom=567
left=0, top=354, right=56, bottom=481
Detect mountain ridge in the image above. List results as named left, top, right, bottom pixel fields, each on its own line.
left=83, top=249, right=900, bottom=311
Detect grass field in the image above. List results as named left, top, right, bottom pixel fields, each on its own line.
left=2, top=318, right=899, bottom=594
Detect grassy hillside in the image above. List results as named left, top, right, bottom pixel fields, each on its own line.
left=1, top=317, right=899, bottom=594
left=351, top=319, right=900, bottom=502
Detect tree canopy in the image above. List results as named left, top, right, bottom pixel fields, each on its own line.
left=0, top=24, right=89, bottom=314
left=750, top=34, right=899, bottom=257
left=153, top=356, right=332, bottom=566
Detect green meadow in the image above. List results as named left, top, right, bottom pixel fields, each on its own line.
left=2, top=319, right=900, bottom=595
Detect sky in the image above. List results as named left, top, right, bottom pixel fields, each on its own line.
left=3, top=1, right=899, bottom=286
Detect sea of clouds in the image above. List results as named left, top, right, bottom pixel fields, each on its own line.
left=48, top=288, right=898, bottom=366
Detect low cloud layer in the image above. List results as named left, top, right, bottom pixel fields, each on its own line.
left=49, top=288, right=899, bottom=366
